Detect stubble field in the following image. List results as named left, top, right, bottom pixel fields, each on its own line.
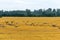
left=0, top=17, right=60, bottom=40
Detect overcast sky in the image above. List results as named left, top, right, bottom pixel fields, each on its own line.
left=0, top=0, right=60, bottom=10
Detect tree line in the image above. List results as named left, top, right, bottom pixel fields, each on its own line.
left=0, top=8, right=60, bottom=17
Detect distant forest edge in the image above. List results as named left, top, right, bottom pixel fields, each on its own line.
left=1, top=8, right=60, bottom=17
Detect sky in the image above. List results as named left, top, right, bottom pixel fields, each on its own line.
left=0, top=0, right=60, bottom=10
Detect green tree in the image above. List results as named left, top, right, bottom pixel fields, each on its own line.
left=45, top=8, right=53, bottom=17
left=26, top=9, right=31, bottom=16
left=52, top=9, right=57, bottom=16
left=57, top=9, right=60, bottom=16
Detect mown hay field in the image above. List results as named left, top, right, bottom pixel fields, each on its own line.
left=0, top=17, right=60, bottom=40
